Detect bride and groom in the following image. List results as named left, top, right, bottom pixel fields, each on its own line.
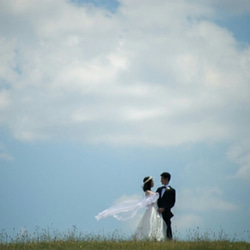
left=95, top=172, right=176, bottom=241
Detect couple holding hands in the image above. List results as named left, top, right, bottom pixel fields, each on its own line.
left=95, top=172, right=176, bottom=241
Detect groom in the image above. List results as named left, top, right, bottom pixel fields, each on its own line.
left=156, top=172, right=176, bottom=240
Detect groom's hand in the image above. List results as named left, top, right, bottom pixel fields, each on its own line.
left=158, top=208, right=165, bottom=213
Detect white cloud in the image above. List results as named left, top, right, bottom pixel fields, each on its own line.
left=112, top=188, right=237, bottom=233
left=174, top=214, right=203, bottom=231
left=114, top=194, right=142, bottom=204
left=236, top=161, right=250, bottom=180
left=227, top=144, right=250, bottom=180
left=0, top=152, right=14, bottom=162
left=0, top=90, right=10, bottom=111
left=176, top=187, right=238, bottom=211
left=0, top=143, right=14, bottom=162
left=0, top=0, right=250, bottom=175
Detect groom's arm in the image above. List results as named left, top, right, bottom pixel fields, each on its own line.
left=158, top=188, right=176, bottom=213
left=169, top=188, right=176, bottom=208
left=164, top=189, right=176, bottom=209
left=156, top=188, right=165, bottom=213
left=156, top=187, right=174, bottom=213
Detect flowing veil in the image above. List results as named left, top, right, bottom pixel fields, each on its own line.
left=95, top=192, right=159, bottom=221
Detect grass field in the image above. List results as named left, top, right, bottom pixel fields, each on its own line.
left=1, top=239, right=249, bottom=250
left=1, top=227, right=249, bottom=250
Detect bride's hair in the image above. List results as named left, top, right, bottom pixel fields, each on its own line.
left=142, top=176, right=152, bottom=192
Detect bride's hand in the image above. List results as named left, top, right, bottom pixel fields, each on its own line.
left=158, top=208, right=165, bottom=213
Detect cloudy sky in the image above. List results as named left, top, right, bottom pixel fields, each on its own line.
left=0, top=0, right=250, bottom=241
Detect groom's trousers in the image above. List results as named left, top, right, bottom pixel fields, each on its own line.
left=163, top=214, right=173, bottom=239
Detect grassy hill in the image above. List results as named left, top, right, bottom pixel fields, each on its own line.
left=1, top=227, right=249, bottom=250
left=1, top=239, right=250, bottom=250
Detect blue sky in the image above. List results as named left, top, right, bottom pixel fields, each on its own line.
left=0, top=0, right=250, bottom=242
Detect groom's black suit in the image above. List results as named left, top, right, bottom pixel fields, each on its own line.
left=156, top=186, right=176, bottom=239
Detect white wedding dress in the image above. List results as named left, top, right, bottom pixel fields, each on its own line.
left=134, top=199, right=166, bottom=241
left=95, top=192, right=165, bottom=241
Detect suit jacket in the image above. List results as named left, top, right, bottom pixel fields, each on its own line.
left=156, top=186, right=176, bottom=219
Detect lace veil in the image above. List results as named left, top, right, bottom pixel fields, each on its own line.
left=95, top=192, right=159, bottom=221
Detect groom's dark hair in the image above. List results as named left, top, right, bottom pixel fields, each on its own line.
left=161, top=172, right=171, bottom=181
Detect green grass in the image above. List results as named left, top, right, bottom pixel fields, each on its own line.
left=1, top=227, right=249, bottom=250
left=1, top=240, right=249, bottom=250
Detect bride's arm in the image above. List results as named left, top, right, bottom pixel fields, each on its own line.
left=145, top=191, right=158, bottom=206
left=145, top=190, right=154, bottom=197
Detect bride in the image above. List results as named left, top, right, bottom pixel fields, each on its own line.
left=134, top=176, right=165, bottom=241
left=95, top=176, right=166, bottom=241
